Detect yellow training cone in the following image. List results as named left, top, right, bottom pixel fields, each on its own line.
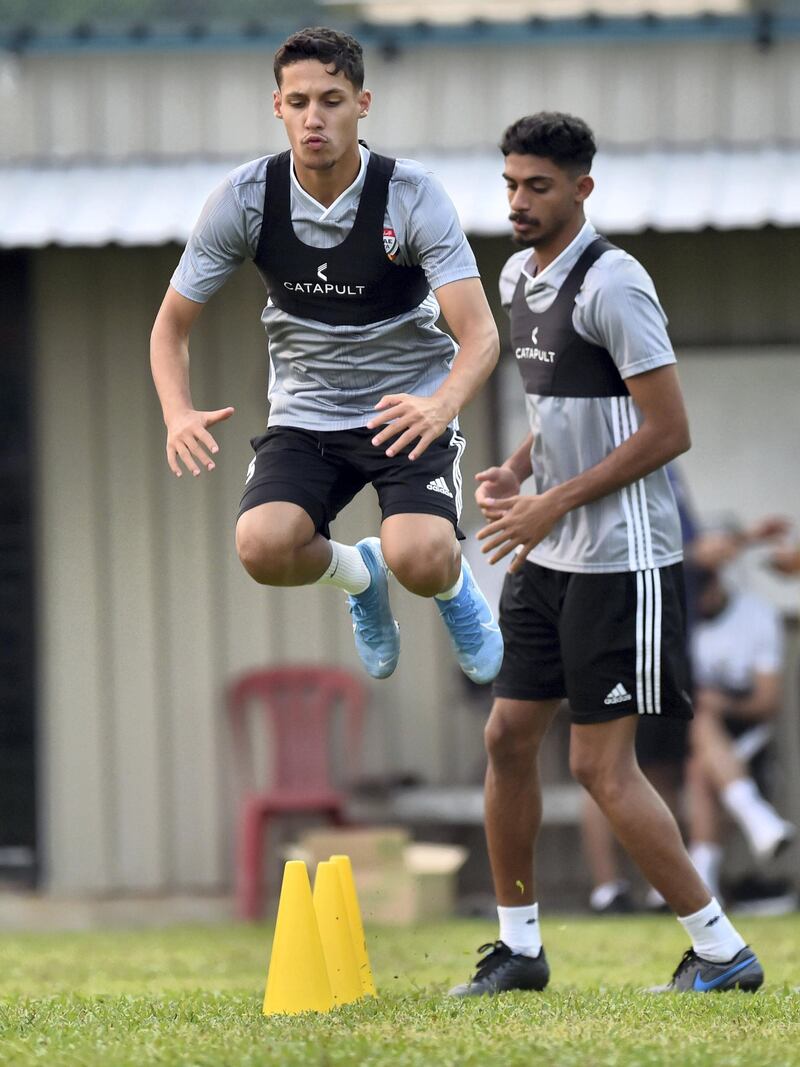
left=313, top=860, right=363, bottom=1005
left=331, top=854, right=377, bottom=996
left=263, top=860, right=334, bottom=1016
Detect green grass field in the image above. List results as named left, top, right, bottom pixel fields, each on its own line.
left=1, top=915, right=798, bottom=1066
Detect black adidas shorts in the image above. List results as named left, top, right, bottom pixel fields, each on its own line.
left=238, top=425, right=466, bottom=538
left=493, top=560, right=693, bottom=725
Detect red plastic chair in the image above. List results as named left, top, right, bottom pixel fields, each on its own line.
left=226, top=665, right=367, bottom=920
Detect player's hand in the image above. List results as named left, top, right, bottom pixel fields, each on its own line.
left=769, top=543, right=800, bottom=576
left=475, top=466, right=520, bottom=519
left=690, top=531, right=740, bottom=570
left=165, top=406, right=235, bottom=477
left=367, top=393, right=453, bottom=461
left=746, top=516, right=793, bottom=543
left=477, top=491, right=564, bottom=572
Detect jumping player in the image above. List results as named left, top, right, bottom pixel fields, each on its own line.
left=150, top=27, right=503, bottom=684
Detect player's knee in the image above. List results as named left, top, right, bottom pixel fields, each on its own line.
left=235, top=523, right=299, bottom=585
left=484, top=707, right=540, bottom=768
left=569, top=747, right=603, bottom=792
left=388, top=537, right=458, bottom=597
left=570, top=750, right=628, bottom=805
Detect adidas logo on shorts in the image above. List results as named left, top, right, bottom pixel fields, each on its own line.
left=426, top=477, right=453, bottom=498
left=604, top=683, right=632, bottom=706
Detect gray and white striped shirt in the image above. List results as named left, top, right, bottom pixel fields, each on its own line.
left=171, top=146, right=479, bottom=430
left=500, top=221, right=683, bottom=574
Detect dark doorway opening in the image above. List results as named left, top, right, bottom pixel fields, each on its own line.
left=0, top=250, right=37, bottom=886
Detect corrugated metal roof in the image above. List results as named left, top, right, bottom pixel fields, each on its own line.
left=342, top=0, right=746, bottom=23
left=1, top=146, right=798, bottom=248
left=2, top=12, right=798, bottom=53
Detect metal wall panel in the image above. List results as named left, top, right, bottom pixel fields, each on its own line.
left=36, top=250, right=116, bottom=891
left=4, top=38, right=798, bottom=164
left=95, top=248, right=166, bottom=890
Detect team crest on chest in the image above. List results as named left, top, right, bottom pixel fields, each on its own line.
left=383, top=227, right=399, bottom=261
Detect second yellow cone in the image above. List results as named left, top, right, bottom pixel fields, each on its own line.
left=313, top=860, right=363, bottom=1005
left=331, top=854, right=376, bottom=996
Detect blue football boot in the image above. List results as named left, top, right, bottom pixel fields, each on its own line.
left=436, top=558, right=504, bottom=684
left=651, top=946, right=764, bottom=993
left=346, top=537, right=400, bottom=679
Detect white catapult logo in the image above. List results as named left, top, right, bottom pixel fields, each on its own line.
left=515, top=325, right=555, bottom=363
left=604, top=683, right=632, bottom=706
left=284, top=262, right=365, bottom=296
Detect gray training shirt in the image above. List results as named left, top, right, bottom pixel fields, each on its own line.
left=500, top=220, right=683, bottom=574
left=171, top=145, right=479, bottom=430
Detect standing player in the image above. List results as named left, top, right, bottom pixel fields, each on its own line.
left=150, top=28, right=503, bottom=684
left=449, top=113, right=762, bottom=995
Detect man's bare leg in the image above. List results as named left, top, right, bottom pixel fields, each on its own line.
left=692, top=700, right=795, bottom=859
left=380, top=513, right=460, bottom=596
left=483, top=697, right=561, bottom=905
left=448, top=696, right=558, bottom=996
left=569, top=716, right=708, bottom=915
left=582, top=795, right=632, bottom=910
left=569, top=715, right=755, bottom=977
left=236, top=500, right=401, bottom=678
left=236, top=501, right=335, bottom=585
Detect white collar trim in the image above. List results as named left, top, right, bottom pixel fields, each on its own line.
left=290, top=144, right=369, bottom=221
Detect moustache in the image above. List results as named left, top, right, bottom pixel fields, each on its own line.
left=509, top=214, right=537, bottom=226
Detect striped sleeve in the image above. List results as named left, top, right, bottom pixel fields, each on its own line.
left=389, top=164, right=480, bottom=290
left=576, top=254, right=676, bottom=379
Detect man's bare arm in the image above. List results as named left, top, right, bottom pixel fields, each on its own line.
left=367, top=277, right=499, bottom=460
left=150, top=286, right=235, bottom=477
left=698, top=674, right=782, bottom=722
left=479, top=364, right=690, bottom=567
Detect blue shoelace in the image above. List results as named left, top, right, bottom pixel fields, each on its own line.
left=348, top=586, right=386, bottom=645
left=438, top=587, right=482, bottom=653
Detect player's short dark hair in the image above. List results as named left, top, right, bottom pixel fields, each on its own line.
left=274, top=27, right=364, bottom=89
left=500, top=112, right=597, bottom=175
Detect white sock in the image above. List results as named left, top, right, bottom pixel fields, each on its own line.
left=590, top=880, right=629, bottom=911
left=497, top=903, right=542, bottom=957
left=689, top=842, right=723, bottom=900
left=434, top=565, right=463, bottom=601
left=316, top=541, right=370, bottom=595
left=720, top=777, right=788, bottom=855
left=678, top=897, right=746, bottom=963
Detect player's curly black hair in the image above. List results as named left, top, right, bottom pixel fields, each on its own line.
left=274, top=26, right=364, bottom=89
left=500, top=112, right=597, bottom=175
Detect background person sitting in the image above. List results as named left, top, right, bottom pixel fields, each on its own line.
left=686, top=565, right=795, bottom=900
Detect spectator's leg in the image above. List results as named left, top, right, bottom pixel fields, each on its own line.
left=581, top=794, right=631, bottom=912
left=685, top=752, right=724, bottom=899
left=692, top=703, right=794, bottom=861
